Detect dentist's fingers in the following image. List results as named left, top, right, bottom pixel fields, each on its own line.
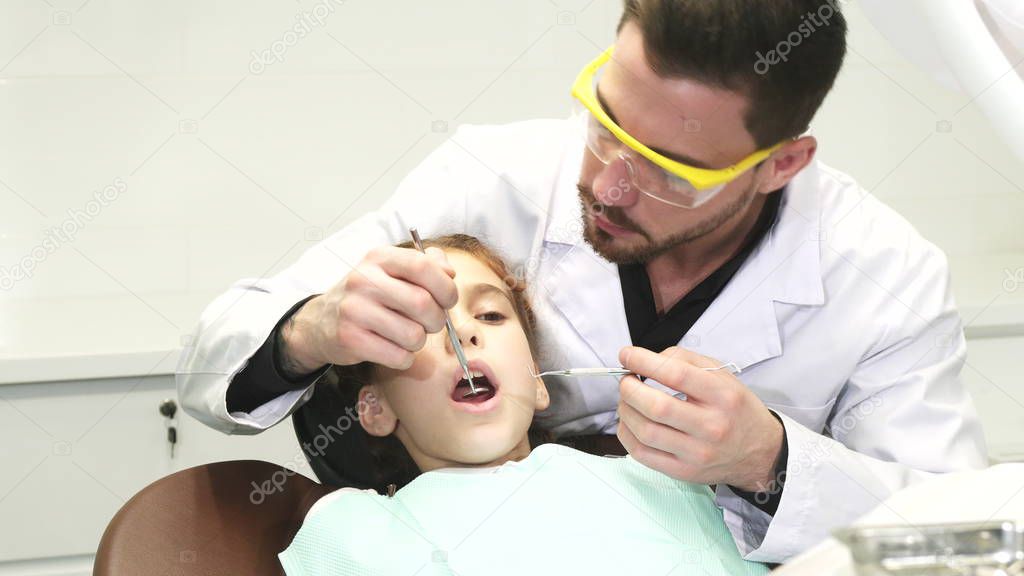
left=344, top=324, right=416, bottom=370
left=617, top=419, right=693, bottom=482
left=373, top=246, right=458, bottom=310
left=284, top=245, right=458, bottom=370
left=619, top=375, right=720, bottom=441
left=618, top=400, right=692, bottom=454
left=423, top=246, right=455, bottom=277
left=353, top=298, right=430, bottom=354
left=358, top=266, right=447, bottom=334
left=618, top=346, right=719, bottom=402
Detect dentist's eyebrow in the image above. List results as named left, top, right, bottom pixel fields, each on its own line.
left=595, top=88, right=712, bottom=169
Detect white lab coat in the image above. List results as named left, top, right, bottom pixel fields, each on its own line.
left=176, top=117, right=988, bottom=563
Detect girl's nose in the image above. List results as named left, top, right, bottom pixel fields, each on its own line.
left=459, top=331, right=479, bottom=348
left=592, top=155, right=639, bottom=208
left=444, top=314, right=481, bottom=354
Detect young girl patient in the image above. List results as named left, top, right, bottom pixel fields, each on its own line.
left=279, top=234, right=768, bottom=576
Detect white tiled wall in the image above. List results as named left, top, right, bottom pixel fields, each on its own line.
left=814, top=5, right=1024, bottom=318
left=2, top=0, right=1021, bottom=352
left=0, top=0, right=634, bottom=358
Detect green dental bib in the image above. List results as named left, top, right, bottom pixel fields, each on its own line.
left=280, top=443, right=769, bottom=575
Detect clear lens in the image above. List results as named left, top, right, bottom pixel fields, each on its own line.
left=574, top=106, right=725, bottom=209
left=578, top=107, right=619, bottom=162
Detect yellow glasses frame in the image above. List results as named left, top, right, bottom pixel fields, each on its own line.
left=571, top=46, right=786, bottom=192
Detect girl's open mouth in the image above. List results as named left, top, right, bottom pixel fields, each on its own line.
left=449, top=360, right=500, bottom=412
left=452, top=373, right=496, bottom=403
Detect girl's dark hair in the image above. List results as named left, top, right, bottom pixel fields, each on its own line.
left=320, top=234, right=552, bottom=493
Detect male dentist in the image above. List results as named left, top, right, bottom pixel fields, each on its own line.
left=177, top=0, right=987, bottom=562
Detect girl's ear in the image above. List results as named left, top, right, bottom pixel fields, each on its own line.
left=358, top=385, right=398, bottom=437
left=533, top=367, right=551, bottom=412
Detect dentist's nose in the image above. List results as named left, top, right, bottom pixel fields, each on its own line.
left=592, top=156, right=639, bottom=208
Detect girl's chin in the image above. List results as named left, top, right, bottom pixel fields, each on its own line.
left=444, top=432, right=530, bottom=466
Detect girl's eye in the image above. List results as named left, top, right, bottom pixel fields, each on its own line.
left=477, top=311, right=506, bottom=323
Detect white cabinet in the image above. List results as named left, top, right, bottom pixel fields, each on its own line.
left=0, top=373, right=312, bottom=574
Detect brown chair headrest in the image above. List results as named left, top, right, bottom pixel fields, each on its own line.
left=94, top=460, right=335, bottom=576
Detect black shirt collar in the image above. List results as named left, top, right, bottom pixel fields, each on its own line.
left=618, top=189, right=784, bottom=353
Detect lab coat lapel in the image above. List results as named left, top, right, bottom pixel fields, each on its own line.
left=687, top=163, right=827, bottom=371
left=539, top=243, right=631, bottom=368
left=538, top=142, right=631, bottom=368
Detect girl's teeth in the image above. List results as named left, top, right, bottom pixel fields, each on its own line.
left=471, top=370, right=485, bottom=378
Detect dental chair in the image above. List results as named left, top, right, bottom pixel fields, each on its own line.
left=93, top=458, right=335, bottom=576
left=93, top=426, right=626, bottom=576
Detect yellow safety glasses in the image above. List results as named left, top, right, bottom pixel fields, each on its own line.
left=571, top=46, right=786, bottom=209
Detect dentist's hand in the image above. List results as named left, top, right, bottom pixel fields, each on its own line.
left=616, top=346, right=784, bottom=493
left=280, top=246, right=457, bottom=375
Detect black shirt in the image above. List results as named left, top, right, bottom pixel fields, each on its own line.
left=618, top=189, right=787, bottom=516
left=225, top=295, right=330, bottom=414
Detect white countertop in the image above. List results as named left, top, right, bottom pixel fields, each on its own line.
left=0, top=349, right=181, bottom=385
left=0, top=292, right=201, bottom=385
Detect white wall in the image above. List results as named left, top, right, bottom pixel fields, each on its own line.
left=815, top=2, right=1024, bottom=324
left=0, top=0, right=630, bottom=360
left=1, top=0, right=1022, bottom=351
left=1, top=0, right=1023, bottom=572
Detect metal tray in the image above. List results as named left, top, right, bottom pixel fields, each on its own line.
left=834, top=520, right=1024, bottom=575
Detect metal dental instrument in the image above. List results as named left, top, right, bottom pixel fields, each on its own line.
left=533, top=367, right=633, bottom=378
left=409, top=228, right=484, bottom=399
left=532, top=362, right=741, bottom=379
left=531, top=363, right=742, bottom=401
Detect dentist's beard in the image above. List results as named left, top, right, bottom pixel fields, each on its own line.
left=576, top=183, right=757, bottom=265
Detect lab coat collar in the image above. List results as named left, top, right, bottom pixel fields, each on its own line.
left=684, top=163, right=826, bottom=371
left=754, top=159, right=826, bottom=308
left=541, top=144, right=826, bottom=370
left=543, top=123, right=588, bottom=247
left=542, top=149, right=827, bottom=306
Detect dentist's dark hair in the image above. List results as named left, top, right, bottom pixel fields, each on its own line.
left=309, top=234, right=550, bottom=494
left=618, top=0, right=847, bottom=148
